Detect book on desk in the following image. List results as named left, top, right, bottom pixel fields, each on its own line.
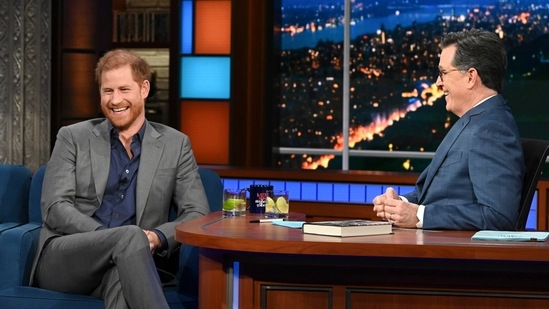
left=302, top=219, right=392, bottom=237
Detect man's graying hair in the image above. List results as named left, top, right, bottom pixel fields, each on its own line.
left=441, top=29, right=507, bottom=93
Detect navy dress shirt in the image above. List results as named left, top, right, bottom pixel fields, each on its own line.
left=93, top=123, right=167, bottom=250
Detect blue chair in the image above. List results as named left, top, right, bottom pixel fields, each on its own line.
left=0, top=166, right=46, bottom=294
left=0, top=166, right=223, bottom=308
left=0, top=164, right=32, bottom=234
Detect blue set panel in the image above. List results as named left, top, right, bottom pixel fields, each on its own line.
left=180, top=56, right=231, bottom=99
left=180, top=1, right=193, bottom=54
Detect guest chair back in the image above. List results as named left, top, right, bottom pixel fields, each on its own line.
left=198, top=167, right=223, bottom=212
left=0, top=164, right=32, bottom=233
left=27, top=165, right=46, bottom=224
left=516, top=138, right=549, bottom=230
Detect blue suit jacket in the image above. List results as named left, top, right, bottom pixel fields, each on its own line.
left=402, top=95, right=525, bottom=230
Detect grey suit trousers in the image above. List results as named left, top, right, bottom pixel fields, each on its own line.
left=35, top=225, right=169, bottom=309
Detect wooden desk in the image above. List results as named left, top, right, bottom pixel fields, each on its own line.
left=176, top=212, right=549, bottom=308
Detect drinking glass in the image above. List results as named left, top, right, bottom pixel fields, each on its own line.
left=223, top=188, right=247, bottom=217
left=265, top=190, right=289, bottom=219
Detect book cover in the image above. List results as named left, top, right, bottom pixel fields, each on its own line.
left=471, top=230, right=549, bottom=242
left=302, top=219, right=392, bottom=237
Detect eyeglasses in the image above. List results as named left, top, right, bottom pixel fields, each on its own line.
left=437, top=68, right=460, bottom=82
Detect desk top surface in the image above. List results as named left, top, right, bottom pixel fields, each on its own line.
left=175, top=211, right=549, bottom=262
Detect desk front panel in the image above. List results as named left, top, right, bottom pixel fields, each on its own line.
left=215, top=251, right=549, bottom=308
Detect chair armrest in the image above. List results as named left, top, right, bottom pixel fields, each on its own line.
left=0, top=223, right=41, bottom=289
left=0, top=223, right=23, bottom=234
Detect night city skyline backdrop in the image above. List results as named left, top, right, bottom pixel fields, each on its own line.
left=274, top=0, right=549, bottom=172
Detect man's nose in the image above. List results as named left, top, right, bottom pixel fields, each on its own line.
left=435, top=76, right=443, bottom=89
left=111, top=91, right=123, bottom=104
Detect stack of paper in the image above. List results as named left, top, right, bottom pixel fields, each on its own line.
left=471, top=230, right=549, bottom=242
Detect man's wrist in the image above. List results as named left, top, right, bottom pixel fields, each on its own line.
left=152, top=229, right=168, bottom=251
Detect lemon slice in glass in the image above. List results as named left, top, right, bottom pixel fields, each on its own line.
left=275, top=197, right=289, bottom=213
left=266, top=197, right=276, bottom=212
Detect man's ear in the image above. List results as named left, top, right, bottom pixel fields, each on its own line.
left=141, top=80, right=151, bottom=98
left=466, top=68, right=478, bottom=90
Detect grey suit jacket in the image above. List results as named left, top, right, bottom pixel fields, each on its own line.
left=403, top=95, right=525, bottom=230
left=30, top=119, right=209, bottom=283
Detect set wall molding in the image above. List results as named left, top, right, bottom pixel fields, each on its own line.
left=0, top=0, right=51, bottom=171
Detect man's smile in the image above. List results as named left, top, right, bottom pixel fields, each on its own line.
left=112, top=107, right=129, bottom=113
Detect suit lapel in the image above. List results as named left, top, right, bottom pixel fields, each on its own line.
left=90, top=120, right=111, bottom=204
left=136, top=122, right=164, bottom=225
left=419, top=117, right=467, bottom=202
left=418, top=95, right=503, bottom=202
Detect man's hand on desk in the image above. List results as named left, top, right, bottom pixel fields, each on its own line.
left=373, top=187, right=420, bottom=228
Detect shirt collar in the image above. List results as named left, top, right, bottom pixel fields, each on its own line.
left=472, top=94, right=497, bottom=108
left=108, top=121, right=146, bottom=142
